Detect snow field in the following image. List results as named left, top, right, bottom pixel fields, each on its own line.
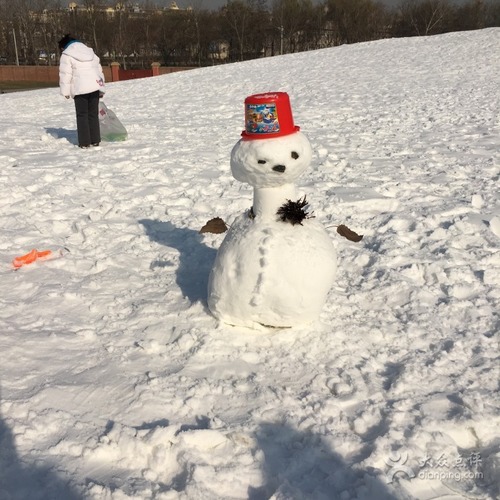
left=0, top=28, right=499, bottom=499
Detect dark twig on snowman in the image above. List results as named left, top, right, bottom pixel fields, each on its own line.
left=246, top=195, right=313, bottom=224
left=203, top=91, right=362, bottom=328
left=201, top=210, right=363, bottom=241
left=276, top=196, right=314, bottom=225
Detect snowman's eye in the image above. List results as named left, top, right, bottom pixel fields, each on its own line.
left=291, top=151, right=299, bottom=159
left=258, top=159, right=267, bottom=164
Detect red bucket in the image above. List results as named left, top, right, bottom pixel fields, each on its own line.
left=241, top=92, right=300, bottom=140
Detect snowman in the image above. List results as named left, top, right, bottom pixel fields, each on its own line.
left=207, top=92, right=337, bottom=329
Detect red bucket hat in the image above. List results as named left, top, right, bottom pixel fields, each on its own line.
left=241, top=92, right=300, bottom=140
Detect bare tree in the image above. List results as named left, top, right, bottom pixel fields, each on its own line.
left=323, top=0, right=388, bottom=45
left=6, top=0, right=39, bottom=64
left=452, top=0, right=489, bottom=31
left=106, top=1, right=133, bottom=68
left=222, top=0, right=253, bottom=61
left=484, top=0, right=500, bottom=27
left=81, top=0, right=106, bottom=52
left=3, top=0, right=496, bottom=71
left=156, top=9, right=195, bottom=65
left=395, top=0, right=452, bottom=36
left=0, top=0, right=15, bottom=63
left=32, top=0, right=65, bottom=65
left=272, top=0, right=309, bottom=53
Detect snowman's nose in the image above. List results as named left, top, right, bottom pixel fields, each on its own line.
left=272, top=164, right=286, bottom=173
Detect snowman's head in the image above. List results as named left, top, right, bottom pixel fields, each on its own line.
left=230, top=131, right=312, bottom=188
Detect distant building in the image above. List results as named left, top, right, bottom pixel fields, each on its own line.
left=209, top=40, right=229, bottom=61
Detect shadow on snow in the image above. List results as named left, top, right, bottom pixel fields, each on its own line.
left=0, top=397, right=83, bottom=499
left=139, top=219, right=217, bottom=305
left=249, top=422, right=399, bottom=500
left=44, top=127, right=78, bottom=145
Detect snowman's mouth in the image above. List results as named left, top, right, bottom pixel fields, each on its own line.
left=272, top=165, right=286, bottom=173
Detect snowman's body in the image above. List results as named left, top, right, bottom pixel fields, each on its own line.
left=208, top=131, right=337, bottom=328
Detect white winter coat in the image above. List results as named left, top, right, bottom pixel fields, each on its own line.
left=59, top=41, right=105, bottom=98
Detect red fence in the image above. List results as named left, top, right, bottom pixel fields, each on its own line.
left=0, top=65, right=62, bottom=83
left=0, top=63, right=194, bottom=85
left=118, top=68, right=153, bottom=81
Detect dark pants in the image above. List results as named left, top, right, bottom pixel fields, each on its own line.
left=74, top=90, right=100, bottom=147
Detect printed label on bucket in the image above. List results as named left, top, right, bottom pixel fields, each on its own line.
left=245, top=102, right=280, bottom=134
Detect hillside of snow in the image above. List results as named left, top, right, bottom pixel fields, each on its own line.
left=0, top=28, right=499, bottom=500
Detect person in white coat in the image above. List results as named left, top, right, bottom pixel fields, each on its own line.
left=58, top=34, right=105, bottom=148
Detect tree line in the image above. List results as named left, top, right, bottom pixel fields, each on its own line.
left=0, top=0, right=498, bottom=68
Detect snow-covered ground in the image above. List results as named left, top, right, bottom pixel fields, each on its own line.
left=0, top=28, right=499, bottom=500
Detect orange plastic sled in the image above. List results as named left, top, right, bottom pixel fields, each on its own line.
left=12, top=249, right=53, bottom=269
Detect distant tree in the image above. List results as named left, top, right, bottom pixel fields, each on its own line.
left=157, top=10, right=194, bottom=65
left=81, top=0, right=107, bottom=52
left=186, top=6, right=217, bottom=66
left=483, top=0, right=500, bottom=27
left=222, top=0, right=253, bottom=61
left=305, top=4, right=334, bottom=51
left=116, top=10, right=163, bottom=68
left=394, top=0, right=452, bottom=36
left=5, top=0, right=495, bottom=71
left=107, top=1, right=134, bottom=68
left=64, top=5, right=87, bottom=42
left=0, top=0, right=14, bottom=63
left=322, top=0, right=388, bottom=45
left=272, top=0, right=316, bottom=53
left=196, top=10, right=223, bottom=64
left=11, top=0, right=63, bottom=65
left=34, top=0, right=66, bottom=65
left=6, top=0, right=38, bottom=64
left=451, top=0, right=485, bottom=31
left=296, top=0, right=327, bottom=52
